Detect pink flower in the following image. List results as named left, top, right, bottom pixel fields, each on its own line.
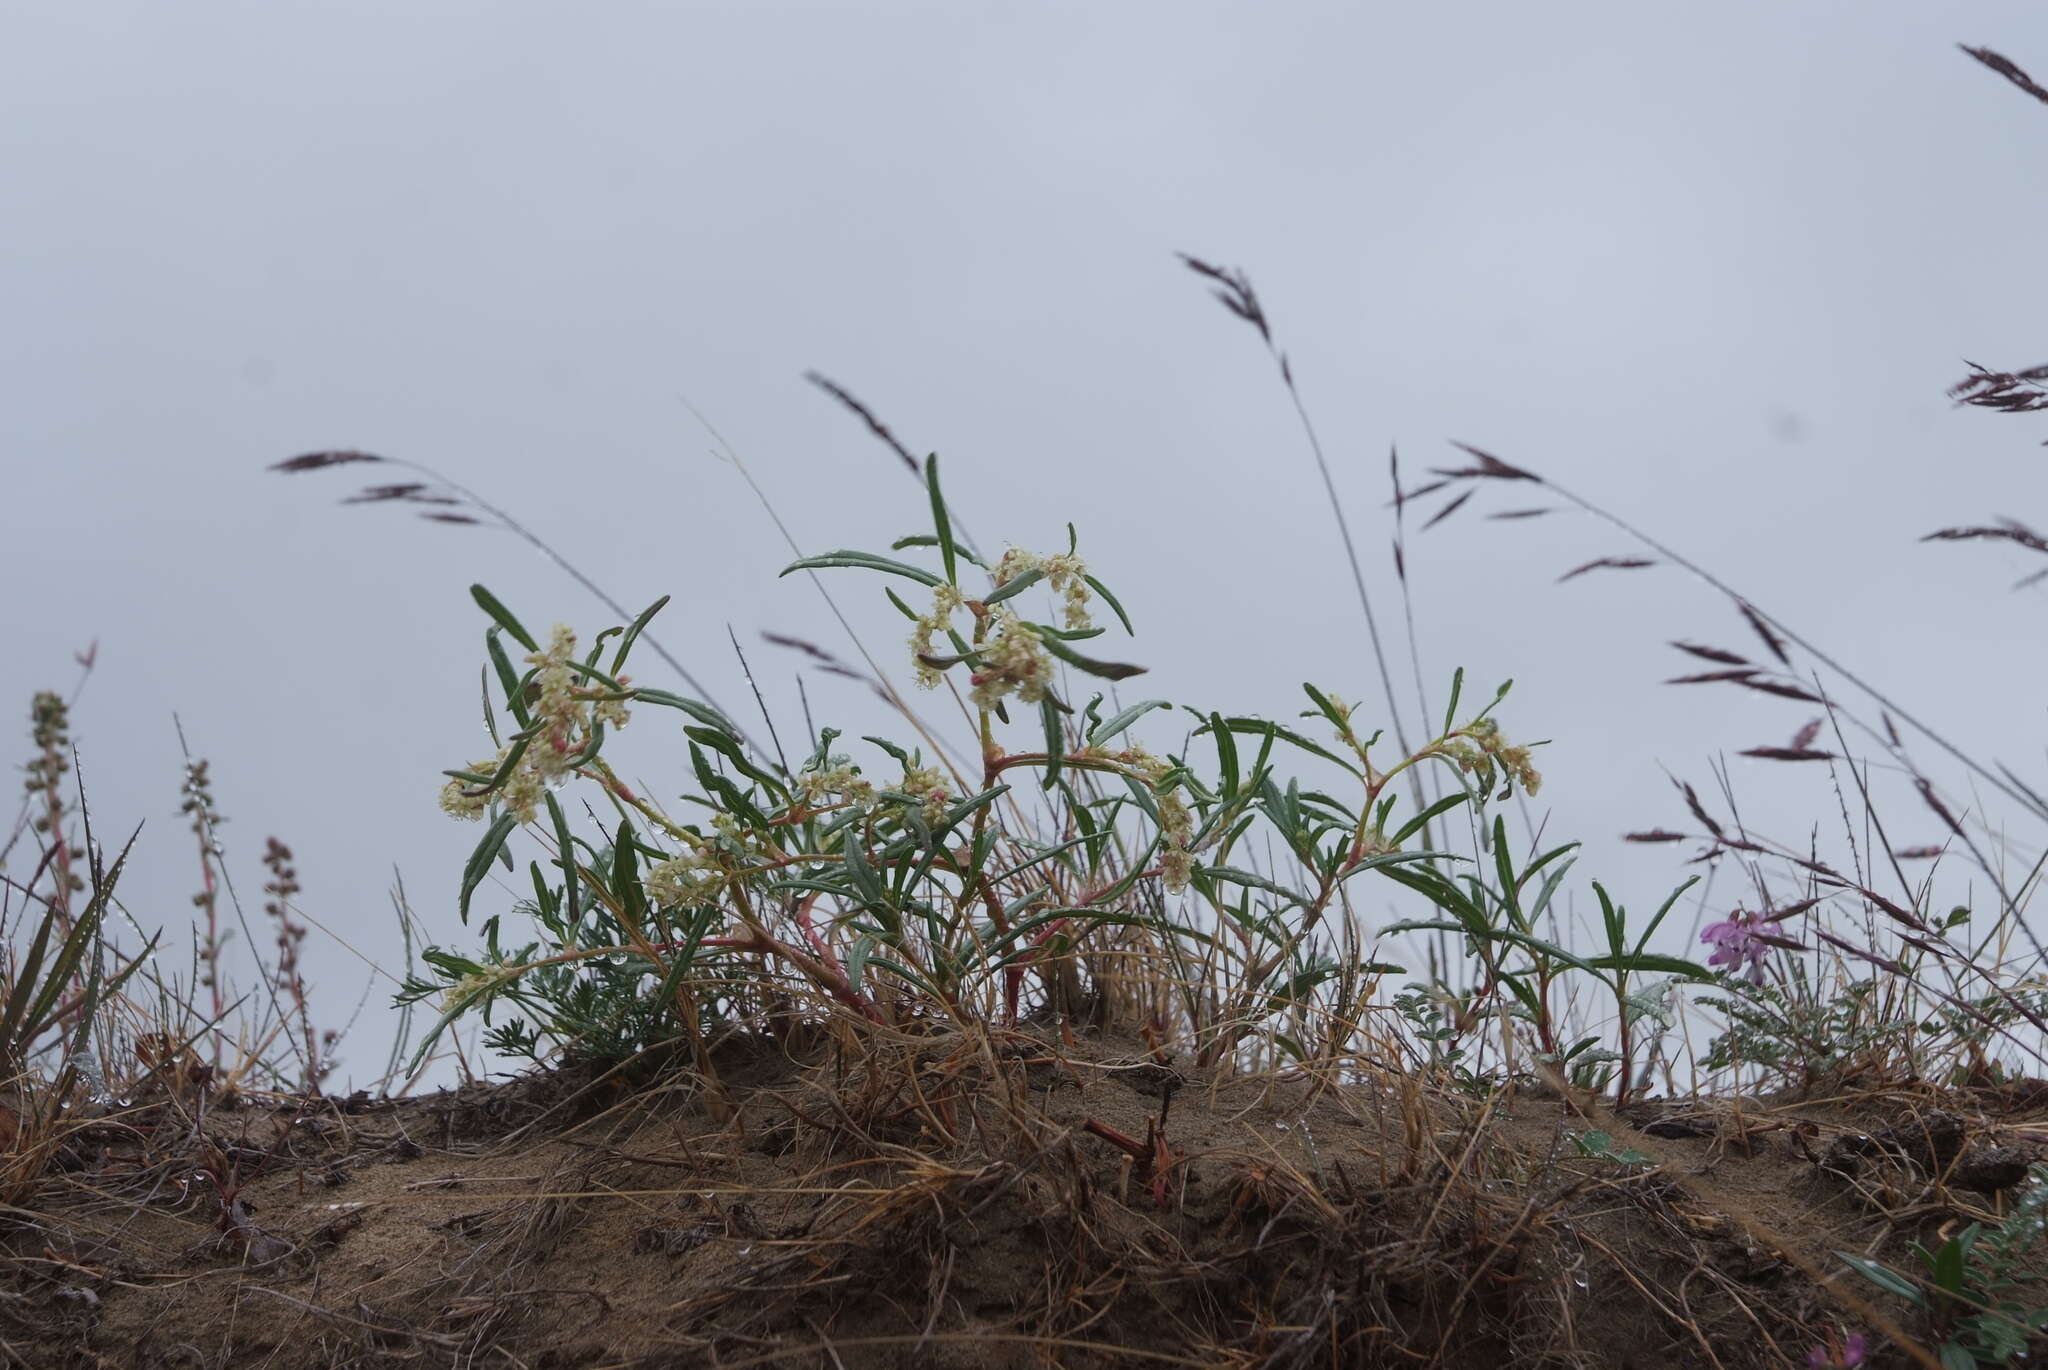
left=1807, top=1332, right=1866, bottom=1369
left=1701, top=911, right=1770, bottom=983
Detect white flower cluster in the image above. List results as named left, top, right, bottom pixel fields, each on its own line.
left=1083, top=745, right=1195, bottom=895
left=644, top=845, right=724, bottom=906
left=994, top=547, right=1093, bottom=631
left=795, top=754, right=876, bottom=811
left=898, top=763, right=952, bottom=825
left=968, top=608, right=1054, bottom=710
left=1436, top=717, right=1542, bottom=797
left=909, top=583, right=966, bottom=690
left=440, top=965, right=510, bottom=1012
left=909, top=546, right=1092, bottom=700
left=440, top=625, right=631, bottom=825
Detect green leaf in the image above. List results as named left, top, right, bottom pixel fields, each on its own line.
left=845, top=934, right=876, bottom=993
left=486, top=632, right=531, bottom=726
left=1334, top=849, right=1456, bottom=888
left=609, top=594, right=670, bottom=675
left=1041, top=695, right=1064, bottom=791
left=1595, top=881, right=1625, bottom=959
left=925, top=455, right=958, bottom=585
left=1301, top=683, right=1350, bottom=738
left=1209, top=711, right=1241, bottom=797
left=1087, top=698, right=1170, bottom=748
left=781, top=550, right=943, bottom=587
left=1835, top=1252, right=1928, bottom=1307
left=1580, top=953, right=1715, bottom=979
left=1032, top=622, right=1106, bottom=642
left=863, top=735, right=911, bottom=765
left=613, top=817, right=648, bottom=933
left=1389, top=791, right=1469, bottom=845
left=460, top=812, right=521, bottom=924
left=546, top=793, right=580, bottom=931
left=1200, top=865, right=1309, bottom=907
left=938, top=784, right=1010, bottom=828
left=1634, top=875, right=1703, bottom=957
left=1035, top=630, right=1147, bottom=680
left=1442, top=665, right=1465, bottom=737
left=863, top=953, right=942, bottom=998
left=1491, top=815, right=1524, bottom=928
left=1, top=893, right=65, bottom=1061
left=1623, top=984, right=1676, bottom=1029
left=982, top=566, right=1044, bottom=607
left=685, top=725, right=789, bottom=798
left=633, top=689, right=740, bottom=735
left=845, top=828, right=887, bottom=910
left=477, top=733, right=534, bottom=792
left=5, top=828, right=139, bottom=1068
left=1380, top=919, right=1470, bottom=938
left=1930, top=1236, right=1968, bottom=1295
left=470, top=583, right=539, bottom=653
left=1198, top=716, right=1360, bottom=775
left=1083, top=574, right=1134, bottom=635
left=891, top=534, right=986, bottom=568
left=559, top=656, right=627, bottom=693
left=884, top=585, right=921, bottom=620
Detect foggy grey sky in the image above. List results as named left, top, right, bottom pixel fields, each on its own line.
left=5, top=3, right=2045, bottom=1088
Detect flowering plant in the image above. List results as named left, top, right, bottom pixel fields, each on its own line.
left=399, top=459, right=1706, bottom=1084
left=1701, top=911, right=1772, bottom=983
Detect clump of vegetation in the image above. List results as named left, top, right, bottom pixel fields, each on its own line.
left=397, top=459, right=1666, bottom=1105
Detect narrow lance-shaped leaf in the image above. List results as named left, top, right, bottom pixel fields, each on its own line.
left=781, top=550, right=943, bottom=587
left=982, top=566, right=1044, bottom=607
left=633, top=689, right=740, bottom=735
left=471, top=583, right=539, bottom=652
left=1441, top=665, right=1465, bottom=737
left=1035, top=630, right=1147, bottom=680
left=1197, top=716, right=1360, bottom=775
left=609, top=594, right=670, bottom=674
left=460, top=812, right=521, bottom=924
left=892, top=534, right=987, bottom=568
left=486, top=631, right=531, bottom=727
left=1089, top=698, right=1171, bottom=748
left=1041, top=695, right=1064, bottom=790
left=546, top=792, right=580, bottom=931
left=1083, top=574, right=1134, bottom=635
left=925, top=454, right=958, bottom=585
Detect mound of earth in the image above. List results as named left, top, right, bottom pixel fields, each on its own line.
left=9, top=1027, right=2047, bottom=1368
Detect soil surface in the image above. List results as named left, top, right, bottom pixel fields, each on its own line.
left=10, top=1027, right=2048, bottom=1368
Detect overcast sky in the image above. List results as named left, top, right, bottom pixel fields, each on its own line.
left=4, top=3, right=2045, bottom=1091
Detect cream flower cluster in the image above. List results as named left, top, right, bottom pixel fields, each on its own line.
left=439, top=625, right=631, bottom=825
left=908, top=546, right=1090, bottom=700
left=795, top=754, right=876, bottom=811
left=994, top=547, right=1093, bottom=631
left=643, top=845, right=724, bottom=906
left=968, top=608, right=1054, bottom=710
left=1436, top=717, right=1542, bottom=797
left=909, top=583, right=966, bottom=689
left=1081, top=744, right=1195, bottom=895
left=898, top=763, right=953, bottom=825
left=439, top=965, right=511, bottom=1012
